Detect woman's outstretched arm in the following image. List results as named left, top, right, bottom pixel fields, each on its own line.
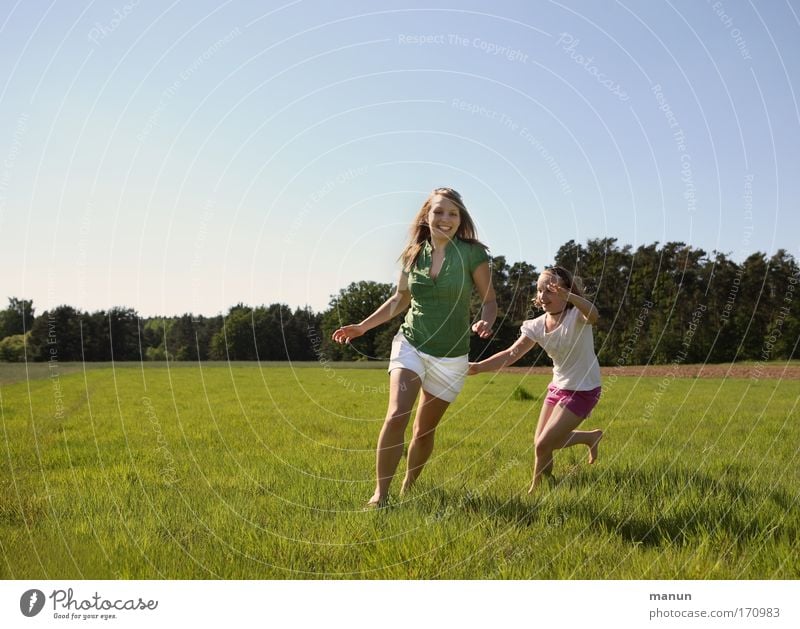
left=331, top=271, right=411, bottom=344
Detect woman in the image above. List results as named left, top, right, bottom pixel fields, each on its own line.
left=332, top=187, right=496, bottom=507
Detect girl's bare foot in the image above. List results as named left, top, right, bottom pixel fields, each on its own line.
left=527, top=471, right=553, bottom=494
left=588, top=430, right=603, bottom=464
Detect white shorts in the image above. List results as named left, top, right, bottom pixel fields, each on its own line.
left=387, top=331, right=468, bottom=403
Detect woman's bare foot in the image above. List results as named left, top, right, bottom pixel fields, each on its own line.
left=365, top=493, right=388, bottom=509
left=588, top=430, right=603, bottom=464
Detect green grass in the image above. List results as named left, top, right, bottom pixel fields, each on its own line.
left=1, top=363, right=798, bottom=579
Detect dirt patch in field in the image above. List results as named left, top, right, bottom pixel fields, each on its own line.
left=501, top=364, right=800, bottom=380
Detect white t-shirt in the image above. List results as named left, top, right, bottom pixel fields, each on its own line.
left=520, top=307, right=601, bottom=390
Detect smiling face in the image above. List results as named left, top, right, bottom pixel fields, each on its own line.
left=426, top=194, right=461, bottom=241
left=536, top=271, right=568, bottom=313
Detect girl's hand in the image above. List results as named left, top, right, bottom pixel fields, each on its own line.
left=467, top=362, right=482, bottom=376
left=547, top=282, right=571, bottom=301
left=472, top=320, right=492, bottom=339
left=331, top=324, right=366, bottom=344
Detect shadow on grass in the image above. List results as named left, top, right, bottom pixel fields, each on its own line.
left=553, top=465, right=797, bottom=548
left=420, top=487, right=553, bottom=529
left=422, top=464, right=798, bottom=549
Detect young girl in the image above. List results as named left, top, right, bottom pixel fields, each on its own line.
left=468, top=266, right=602, bottom=492
left=332, top=188, right=496, bottom=507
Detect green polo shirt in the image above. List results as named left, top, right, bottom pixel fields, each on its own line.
left=400, top=238, right=489, bottom=358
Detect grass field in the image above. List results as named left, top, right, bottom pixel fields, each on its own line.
left=1, top=362, right=798, bottom=579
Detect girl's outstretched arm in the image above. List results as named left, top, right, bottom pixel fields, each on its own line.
left=468, top=334, right=537, bottom=374
left=331, top=271, right=411, bottom=344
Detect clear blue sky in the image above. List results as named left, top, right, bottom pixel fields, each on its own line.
left=2, top=0, right=799, bottom=316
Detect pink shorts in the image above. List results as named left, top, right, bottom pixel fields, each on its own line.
left=544, top=384, right=601, bottom=419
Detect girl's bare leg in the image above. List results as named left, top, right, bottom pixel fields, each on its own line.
left=400, top=390, right=451, bottom=494
left=561, top=429, right=604, bottom=464
left=529, top=404, right=602, bottom=492
left=534, top=402, right=556, bottom=477
left=369, top=368, right=421, bottom=505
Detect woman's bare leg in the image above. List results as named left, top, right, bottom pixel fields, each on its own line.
left=369, top=369, right=421, bottom=505
left=400, top=390, right=451, bottom=493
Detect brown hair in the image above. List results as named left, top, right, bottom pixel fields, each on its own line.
left=399, top=187, right=487, bottom=271
left=534, top=265, right=587, bottom=310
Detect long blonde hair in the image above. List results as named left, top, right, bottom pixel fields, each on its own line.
left=534, top=265, right=587, bottom=310
left=399, top=187, right=487, bottom=271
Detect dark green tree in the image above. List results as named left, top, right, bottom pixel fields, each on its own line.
left=765, top=250, right=800, bottom=360
left=0, top=297, right=35, bottom=339
left=210, top=304, right=257, bottom=361
left=320, top=281, right=396, bottom=361
left=283, top=306, right=322, bottom=361
left=81, top=310, right=110, bottom=360
left=166, top=314, right=209, bottom=361
left=734, top=253, right=771, bottom=360
left=28, top=306, right=85, bottom=361
left=702, top=251, right=741, bottom=363
left=105, top=308, right=142, bottom=361
left=253, top=304, right=295, bottom=360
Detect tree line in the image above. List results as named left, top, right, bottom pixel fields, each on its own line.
left=1, top=239, right=797, bottom=366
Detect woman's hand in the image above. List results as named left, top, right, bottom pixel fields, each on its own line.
left=331, top=324, right=366, bottom=344
left=472, top=320, right=492, bottom=339
left=467, top=362, right=482, bottom=376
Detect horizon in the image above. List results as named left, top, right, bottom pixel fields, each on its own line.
left=5, top=236, right=796, bottom=319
